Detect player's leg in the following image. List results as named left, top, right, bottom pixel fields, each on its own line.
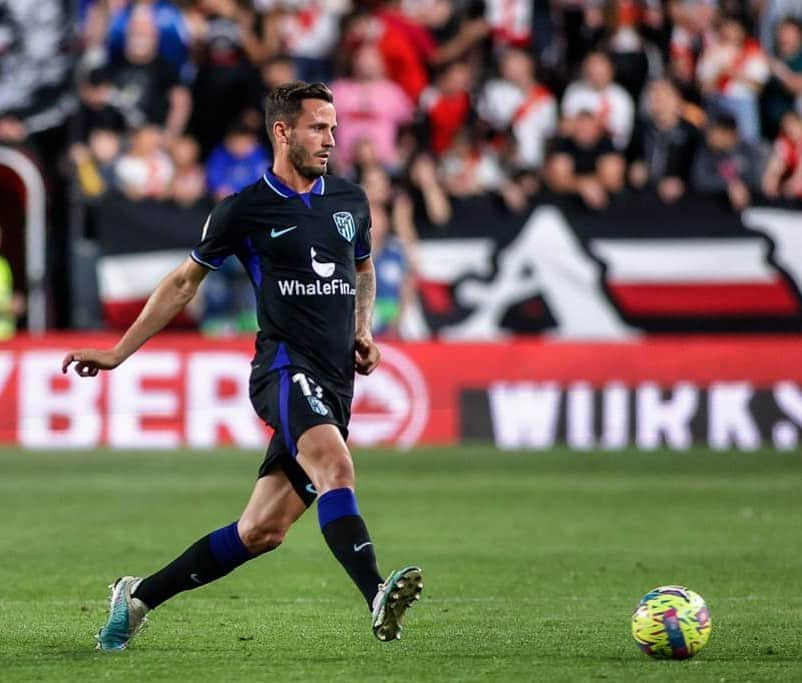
left=134, top=468, right=309, bottom=605
left=296, top=424, right=423, bottom=641
left=97, top=466, right=309, bottom=650
left=296, top=424, right=383, bottom=605
left=259, top=367, right=422, bottom=640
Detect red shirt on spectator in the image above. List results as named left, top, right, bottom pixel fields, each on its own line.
left=421, top=88, right=471, bottom=155
left=374, top=11, right=432, bottom=102
left=775, top=133, right=802, bottom=174
left=485, top=0, right=532, bottom=47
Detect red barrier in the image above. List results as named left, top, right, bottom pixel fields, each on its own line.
left=2, top=334, right=802, bottom=450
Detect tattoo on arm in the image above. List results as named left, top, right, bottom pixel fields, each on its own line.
left=355, top=263, right=376, bottom=335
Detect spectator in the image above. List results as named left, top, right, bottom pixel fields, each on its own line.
left=484, top=0, right=532, bottom=48
left=75, top=67, right=127, bottom=141
left=697, top=15, right=770, bottom=143
left=107, top=0, right=191, bottom=76
left=81, top=0, right=115, bottom=59
left=351, top=145, right=423, bottom=247
left=188, top=0, right=263, bottom=156
left=763, top=17, right=802, bottom=139
left=259, top=0, right=345, bottom=83
left=205, top=120, right=269, bottom=201
left=108, top=5, right=192, bottom=139
left=350, top=138, right=399, bottom=186
left=419, top=60, right=473, bottom=157
left=330, top=44, right=413, bottom=172
left=667, top=0, right=716, bottom=101
left=562, top=0, right=654, bottom=99
left=0, top=225, right=25, bottom=340
left=562, top=51, right=635, bottom=150
left=759, top=0, right=802, bottom=54
left=640, top=0, right=671, bottom=61
left=115, top=125, right=175, bottom=200
left=439, top=128, right=508, bottom=197
left=410, top=0, right=490, bottom=67
left=374, top=0, right=438, bottom=100
left=71, top=128, right=123, bottom=198
left=762, top=110, right=802, bottom=199
left=691, top=111, right=763, bottom=210
left=361, top=164, right=415, bottom=337
left=478, top=47, right=557, bottom=171
left=170, top=135, right=208, bottom=206
left=438, top=124, right=530, bottom=212
left=0, top=0, right=73, bottom=145
left=628, top=79, right=701, bottom=203
left=259, top=54, right=298, bottom=93
left=607, top=0, right=654, bottom=103
left=340, top=8, right=431, bottom=103
left=402, top=153, right=452, bottom=227
left=545, top=110, right=626, bottom=209
left=557, top=0, right=605, bottom=70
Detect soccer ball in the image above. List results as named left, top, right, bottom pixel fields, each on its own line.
left=632, top=585, right=712, bottom=659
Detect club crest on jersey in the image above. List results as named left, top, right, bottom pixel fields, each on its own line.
left=332, top=211, right=356, bottom=243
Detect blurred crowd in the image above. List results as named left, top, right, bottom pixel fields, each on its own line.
left=3, top=0, right=802, bottom=334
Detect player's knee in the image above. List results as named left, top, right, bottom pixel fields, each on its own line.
left=238, top=520, right=287, bottom=554
left=315, top=454, right=355, bottom=493
left=299, top=435, right=355, bottom=493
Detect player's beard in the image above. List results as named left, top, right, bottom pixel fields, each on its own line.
left=288, top=134, right=327, bottom=179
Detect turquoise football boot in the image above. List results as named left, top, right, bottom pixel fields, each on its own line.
left=96, top=576, right=149, bottom=651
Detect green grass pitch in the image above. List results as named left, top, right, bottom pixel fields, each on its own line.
left=1, top=446, right=801, bottom=682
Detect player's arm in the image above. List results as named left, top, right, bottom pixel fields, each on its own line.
left=354, top=256, right=380, bottom=376
left=62, top=257, right=208, bottom=377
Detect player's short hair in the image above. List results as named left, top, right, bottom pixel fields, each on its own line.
left=264, top=81, right=334, bottom=143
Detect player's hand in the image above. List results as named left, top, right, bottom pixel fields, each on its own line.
left=354, top=335, right=380, bottom=376
left=61, top=349, right=122, bottom=377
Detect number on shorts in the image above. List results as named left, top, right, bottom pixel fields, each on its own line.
left=292, top=372, right=324, bottom=398
left=292, top=372, right=312, bottom=396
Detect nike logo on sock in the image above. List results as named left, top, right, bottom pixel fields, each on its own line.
left=189, top=573, right=204, bottom=585
left=353, top=542, right=373, bottom=552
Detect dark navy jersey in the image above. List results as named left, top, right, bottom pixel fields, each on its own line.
left=191, top=169, right=371, bottom=397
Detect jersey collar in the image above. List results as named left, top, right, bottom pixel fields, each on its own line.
left=263, top=167, right=325, bottom=208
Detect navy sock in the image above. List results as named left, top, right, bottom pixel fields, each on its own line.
left=318, top=488, right=383, bottom=607
left=133, top=521, right=254, bottom=609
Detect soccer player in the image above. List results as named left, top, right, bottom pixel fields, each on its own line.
left=61, top=82, right=423, bottom=650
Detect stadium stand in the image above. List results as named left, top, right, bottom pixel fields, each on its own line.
left=2, top=0, right=802, bottom=337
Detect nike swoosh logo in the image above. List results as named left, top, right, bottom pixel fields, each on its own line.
left=353, top=542, right=373, bottom=552
left=305, top=483, right=318, bottom=495
left=271, top=225, right=298, bottom=238
left=189, top=573, right=204, bottom=585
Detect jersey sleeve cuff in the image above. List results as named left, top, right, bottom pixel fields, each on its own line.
left=355, top=252, right=371, bottom=261
left=190, top=250, right=222, bottom=270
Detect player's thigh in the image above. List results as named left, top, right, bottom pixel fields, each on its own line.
left=251, top=368, right=346, bottom=455
left=238, top=469, right=308, bottom=548
left=296, top=424, right=355, bottom=495
left=258, top=432, right=318, bottom=505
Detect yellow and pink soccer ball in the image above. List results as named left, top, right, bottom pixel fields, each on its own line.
left=632, top=585, right=712, bottom=659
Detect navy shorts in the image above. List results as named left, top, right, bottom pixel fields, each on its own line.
left=250, top=366, right=351, bottom=504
